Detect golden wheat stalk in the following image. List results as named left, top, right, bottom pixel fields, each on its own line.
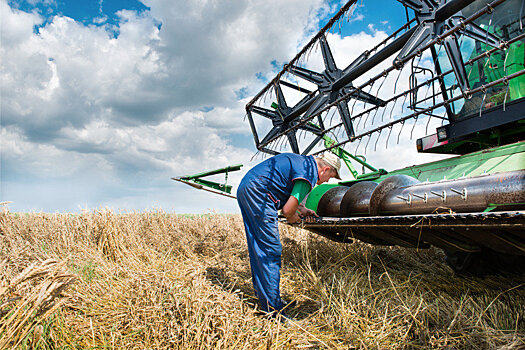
left=0, top=210, right=523, bottom=348
left=0, top=259, right=75, bottom=349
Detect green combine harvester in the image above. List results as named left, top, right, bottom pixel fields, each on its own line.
left=244, top=0, right=525, bottom=275
left=176, top=0, right=525, bottom=275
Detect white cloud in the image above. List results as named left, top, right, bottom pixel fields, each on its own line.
left=1, top=127, right=115, bottom=180
left=349, top=13, right=364, bottom=23
left=1, top=0, right=334, bottom=212
left=1, top=0, right=450, bottom=213
left=0, top=1, right=43, bottom=46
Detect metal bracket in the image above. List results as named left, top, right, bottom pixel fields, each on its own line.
left=450, top=187, right=468, bottom=200
left=172, top=164, right=243, bottom=199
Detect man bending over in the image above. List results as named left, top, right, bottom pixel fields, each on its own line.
left=237, top=152, right=341, bottom=316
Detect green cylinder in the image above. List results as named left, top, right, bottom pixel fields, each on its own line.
left=305, top=183, right=339, bottom=213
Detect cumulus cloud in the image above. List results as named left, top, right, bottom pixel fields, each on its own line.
left=1, top=0, right=450, bottom=213
left=1, top=0, right=335, bottom=212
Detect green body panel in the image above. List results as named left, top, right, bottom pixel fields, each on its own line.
left=305, top=141, right=525, bottom=212
left=380, top=141, right=525, bottom=182
left=305, top=183, right=340, bottom=213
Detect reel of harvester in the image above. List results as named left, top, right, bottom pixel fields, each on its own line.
left=246, top=0, right=525, bottom=275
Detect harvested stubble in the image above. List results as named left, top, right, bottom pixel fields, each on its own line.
left=0, top=210, right=524, bottom=349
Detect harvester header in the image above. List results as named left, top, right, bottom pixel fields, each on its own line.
left=244, top=0, right=525, bottom=275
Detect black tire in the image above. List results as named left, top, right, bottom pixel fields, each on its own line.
left=444, top=249, right=525, bottom=276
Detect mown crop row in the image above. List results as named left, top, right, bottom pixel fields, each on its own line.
left=0, top=210, right=524, bottom=349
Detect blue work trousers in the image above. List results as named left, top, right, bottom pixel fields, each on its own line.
left=237, top=179, right=284, bottom=313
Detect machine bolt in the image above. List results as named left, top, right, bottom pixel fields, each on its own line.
left=411, top=192, right=428, bottom=203
left=396, top=194, right=412, bottom=205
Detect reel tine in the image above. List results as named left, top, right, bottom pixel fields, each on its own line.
left=380, top=103, right=388, bottom=123
left=393, top=64, right=403, bottom=94
left=411, top=116, right=418, bottom=140
left=355, top=136, right=363, bottom=155
left=425, top=113, right=432, bottom=135
left=503, top=79, right=510, bottom=112
left=374, top=129, right=382, bottom=152
left=350, top=96, right=358, bottom=116
left=397, top=120, right=405, bottom=144
left=375, top=73, right=388, bottom=100
left=401, top=91, right=408, bottom=114
left=363, top=81, right=375, bottom=110
left=329, top=107, right=336, bottom=126
left=364, top=134, right=372, bottom=155
left=365, top=110, right=374, bottom=128
left=385, top=125, right=394, bottom=149
left=389, top=97, right=398, bottom=121
left=338, top=125, right=345, bottom=140
left=355, top=112, right=363, bottom=132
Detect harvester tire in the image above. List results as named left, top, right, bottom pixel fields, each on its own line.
left=444, top=249, right=525, bottom=276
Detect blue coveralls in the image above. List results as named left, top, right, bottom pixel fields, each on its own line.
left=237, top=153, right=318, bottom=313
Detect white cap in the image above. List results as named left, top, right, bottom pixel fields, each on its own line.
left=318, top=152, right=341, bottom=180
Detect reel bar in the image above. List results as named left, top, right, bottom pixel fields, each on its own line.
left=246, top=0, right=359, bottom=110
left=251, top=0, right=517, bottom=155
left=310, top=67, right=525, bottom=156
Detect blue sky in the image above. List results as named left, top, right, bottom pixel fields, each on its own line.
left=9, top=0, right=149, bottom=26
left=2, top=0, right=445, bottom=213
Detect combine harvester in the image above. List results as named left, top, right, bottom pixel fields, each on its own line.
left=244, top=0, right=525, bottom=275
left=175, top=0, right=524, bottom=275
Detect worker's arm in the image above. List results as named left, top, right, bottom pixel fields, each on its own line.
left=282, top=196, right=301, bottom=223
left=282, top=179, right=317, bottom=223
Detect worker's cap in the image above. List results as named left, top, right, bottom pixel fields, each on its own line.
left=318, top=152, right=341, bottom=180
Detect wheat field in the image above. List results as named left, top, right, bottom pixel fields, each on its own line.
left=0, top=209, right=524, bottom=349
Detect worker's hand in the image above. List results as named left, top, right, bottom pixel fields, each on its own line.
left=303, top=215, right=317, bottom=223
left=285, top=212, right=301, bottom=224
left=297, top=205, right=318, bottom=218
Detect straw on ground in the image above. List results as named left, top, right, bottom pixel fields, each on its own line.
left=0, top=209, right=524, bottom=349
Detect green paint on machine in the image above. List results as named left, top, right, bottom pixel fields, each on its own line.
left=305, top=141, right=525, bottom=212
